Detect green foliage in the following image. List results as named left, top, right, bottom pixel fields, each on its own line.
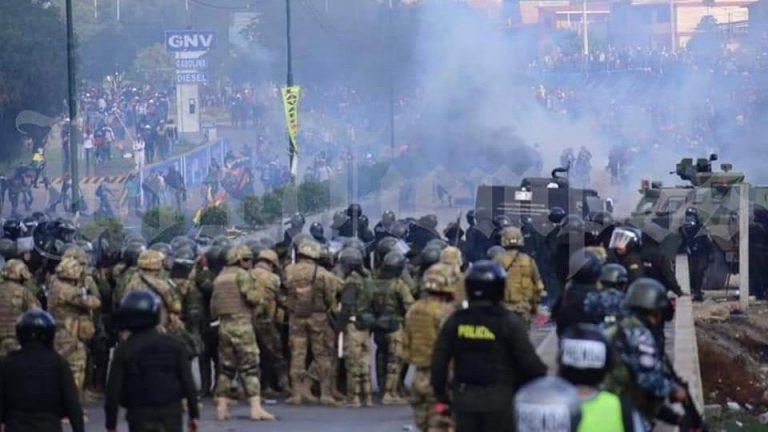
left=130, top=44, right=174, bottom=87
left=199, top=205, right=228, bottom=227
left=240, top=196, right=264, bottom=227
left=298, top=181, right=330, bottom=214
left=0, top=1, right=67, bottom=159
left=260, top=188, right=285, bottom=224
left=80, top=217, right=124, bottom=241
left=142, top=206, right=188, bottom=245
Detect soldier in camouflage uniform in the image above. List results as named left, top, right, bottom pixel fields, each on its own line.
left=48, top=257, right=101, bottom=396
left=284, top=240, right=342, bottom=406
left=123, top=250, right=183, bottom=333
left=337, top=247, right=374, bottom=408
left=172, top=247, right=203, bottom=360
left=111, top=242, right=145, bottom=309
left=439, top=246, right=465, bottom=305
left=211, top=245, right=275, bottom=421
left=493, top=227, right=544, bottom=327
left=0, top=259, right=39, bottom=357
left=250, top=248, right=290, bottom=395
left=403, top=265, right=456, bottom=432
left=372, top=250, right=414, bottom=405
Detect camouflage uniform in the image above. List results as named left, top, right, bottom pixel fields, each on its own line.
left=494, top=249, right=543, bottom=326
left=123, top=250, right=183, bottom=333
left=403, top=266, right=455, bottom=432
left=0, top=260, right=39, bottom=357
left=340, top=271, right=374, bottom=407
left=250, top=251, right=289, bottom=393
left=211, top=245, right=274, bottom=421
left=49, top=257, right=101, bottom=394
left=283, top=241, right=342, bottom=405
left=370, top=274, right=414, bottom=404
left=175, top=271, right=203, bottom=357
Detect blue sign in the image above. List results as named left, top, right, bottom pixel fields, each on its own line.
left=165, top=30, right=215, bottom=52
left=176, top=72, right=208, bottom=84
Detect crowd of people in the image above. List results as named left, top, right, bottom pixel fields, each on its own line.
left=0, top=199, right=706, bottom=432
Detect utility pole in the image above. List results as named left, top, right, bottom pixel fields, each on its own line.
left=286, top=0, right=297, bottom=184
left=65, top=0, right=80, bottom=213
left=669, top=0, right=676, bottom=52
left=582, top=0, right=589, bottom=56
left=94, top=0, right=98, bottom=20
left=388, top=0, right=396, bottom=154
left=116, top=0, right=120, bottom=21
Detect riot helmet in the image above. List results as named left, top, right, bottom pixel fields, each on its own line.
left=16, top=309, right=56, bottom=348
left=599, top=263, right=629, bottom=291
left=492, top=214, right=512, bottom=231
left=346, top=203, right=362, bottom=218
left=514, top=377, right=581, bottom=432
left=418, top=246, right=442, bottom=272
left=464, top=260, right=506, bottom=303
left=486, top=245, right=506, bottom=260
left=608, top=226, right=642, bottom=255
left=121, top=242, right=146, bottom=267
left=558, top=324, right=611, bottom=387
left=425, top=238, right=448, bottom=251
left=381, top=211, right=396, bottom=229
left=310, top=222, right=325, bottom=241
left=623, top=278, right=672, bottom=318
left=338, top=247, right=363, bottom=276
left=381, top=251, right=406, bottom=278
left=115, top=290, right=161, bottom=331
left=466, top=210, right=476, bottom=227
left=548, top=207, right=567, bottom=225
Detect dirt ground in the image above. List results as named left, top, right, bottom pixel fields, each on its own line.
left=695, top=301, right=768, bottom=428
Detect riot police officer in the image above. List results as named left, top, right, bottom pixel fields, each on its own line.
left=106, top=291, right=199, bottom=432
left=608, top=227, right=683, bottom=296
left=552, top=249, right=602, bottom=336
left=431, top=261, right=547, bottom=432
left=514, top=376, right=581, bottom=432
left=374, top=210, right=397, bottom=243
left=283, top=212, right=306, bottom=246
left=584, top=263, right=629, bottom=324
left=0, top=309, right=84, bottom=432
left=310, top=222, right=328, bottom=245
left=680, top=208, right=711, bottom=301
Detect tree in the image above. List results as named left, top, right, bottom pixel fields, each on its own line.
left=0, top=1, right=67, bottom=159
left=130, top=44, right=174, bottom=86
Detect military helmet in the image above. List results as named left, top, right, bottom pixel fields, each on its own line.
left=548, top=207, right=567, bottom=225
left=4, top=259, right=32, bottom=282
left=500, top=227, right=524, bottom=248
left=465, top=260, right=506, bottom=302
left=226, top=245, right=254, bottom=266
left=425, top=238, right=448, bottom=251
left=388, top=220, right=408, bottom=239
left=149, top=242, right=172, bottom=257
left=56, top=257, right=84, bottom=281
left=338, top=247, right=363, bottom=273
left=440, top=246, right=463, bottom=268
left=567, top=249, right=602, bottom=284
left=418, top=214, right=438, bottom=231
left=121, top=242, right=146, bottom=267
left=623, top=278, right=669, bottom=313
left=246, top=239, right=267, bottom=258
left=514, top=377, right=581, bottom=432
left=297, top=239, right=321, bottom=260
left=486, top=245, right=506, bottom=260
left=62, top=245, right=88, bottom=266
left=418, top=246, right=442, bottom=270
left=381, top=210, right=396, bottom=228
left=137, top=250, right=165, bottom=271
left=0, top=238, right=17, bottom=260
left=558, top=324, right=611, bottom=387
left=310, top=222, right=325, bottom=240
left=600, top=263, right=629, bottom=291
left=376, top=237, right=399, bottom=260
left=381, top=251, right=406, bottom=276
left=422, top=264, right=453, bottom=295
left=173, top=246, right=196, bottom=264
left=16, top=309, right=56, bottom=348
left=115, top=290, right=160, bottom=331
left=256, top=249, right=280, bottom=268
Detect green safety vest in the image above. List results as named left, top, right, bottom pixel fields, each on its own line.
left=579, top=391, right=625, bottom=432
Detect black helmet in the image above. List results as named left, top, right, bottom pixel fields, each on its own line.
left=115, top=291, right=161, bottom=331
left=171, top=246, right=195, bottom=278
left=418, top=246, right=442, bottom=271
left=381, top=211, right=396, bottom=228
left=149, top=242, right=172, bottom=257
left=170, top=235, right=195, bottom=252
left=56, top=218, right=77, bottom=241
left=558, top=324, right=611, bottom=387
left=388, top=220, right=408, bottom=239
left=466, top=210, right=476, bottom=226
left=465, top=260, right=506, bottom=302
left=567, top=249, right=601, bottom=284
left=310, top=222, right=325, bottom=240
left=492, top=214, right=512, bottom=230
left=3, top=219, right=23, bottom=240
left=425, top=238, right=448, bottom=251
left=16, top=309, right=56, bottom=348
left=548, top=207, right=567, bottom=225
left=205, top=245, right=225, bottom=274
left=623, top=278, right=669, bottom=313
left=346, top=203, right=362, bottom=218
left=121, top=242, right=146, bottom=267
left=22, top=216, right=38, bottom=233
left=359, top=214, right=370, bottom=229
left=381, top=251, right=406, bottom=278
left=608, top=226, right=642, bottom=254
left=338, top=247, right=363, bottom=275
left=288, top=212, right=306, bottom=228
left=0, top=238, right=17, bottom=260
left=600, top=263, right=629, bottom=291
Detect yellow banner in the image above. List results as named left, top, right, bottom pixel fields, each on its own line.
left=281, top=86, right=301, bottom=155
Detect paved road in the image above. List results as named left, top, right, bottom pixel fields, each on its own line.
left=85, top=400, right=414, bottom=432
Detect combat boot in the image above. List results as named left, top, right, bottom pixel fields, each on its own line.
left=319, top=381, right=338, bottom=407
left=249, top=396, right=276, bottom=421
left=215, top=397, right=230, bottom=421
left=382, top=392, right=407, bottom=405
left=343, top=396, right=362, bottom=408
